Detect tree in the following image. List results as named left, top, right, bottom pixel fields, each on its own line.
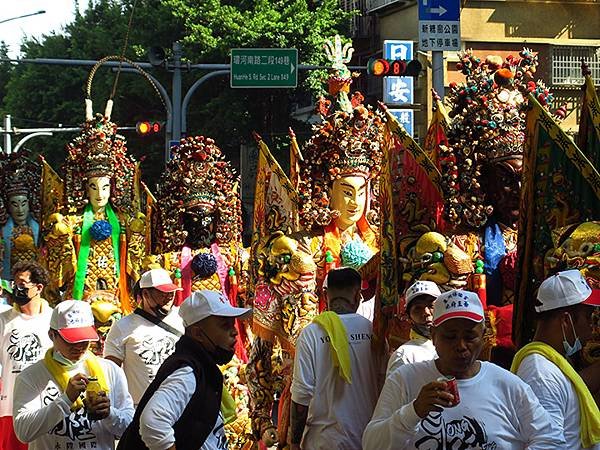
left=2, top=0, right=355, bottom=187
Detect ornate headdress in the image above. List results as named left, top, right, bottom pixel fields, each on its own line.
left=297, top=36, right=385, bottom=231
left=153, top=135, right=242, bottom=252
left=0, top=149, right=42, bottom=225
left=440, top=48, right=555, bottom=228
left=63, top=114, right=137, bottom=214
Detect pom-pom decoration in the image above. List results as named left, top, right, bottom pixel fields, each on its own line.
left=90, top=220, right=112, bottom=241
left=191, top=253, right=218, bottom=279
left=340, top=238, right=374, bottom=269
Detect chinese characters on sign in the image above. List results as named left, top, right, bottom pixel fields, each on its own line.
left=230, top=48, right=298, bottom=88
left=418, top=0, right=461, bottom=51
left=418, top=21, right=460, bottom=51
left=383, top=40, right=415, bottom=136
left=389, top=109, right=414, bottom=137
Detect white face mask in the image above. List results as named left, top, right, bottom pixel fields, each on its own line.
left=562, top=313, right=582, bottom=357
left=52, top=350, right=82, bottom=369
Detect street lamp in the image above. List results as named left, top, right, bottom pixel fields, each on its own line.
left=0, top=10, right=46, bottom=25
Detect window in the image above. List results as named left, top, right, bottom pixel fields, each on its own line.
left=551, top=46, right=600, bottom=86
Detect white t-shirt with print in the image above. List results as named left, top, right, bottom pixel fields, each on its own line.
left=516, top=353, right=600, bottom=450
left=139, top=365, right=228, bottom=450
left=0, top=302, right=53, bottom=417
left=103, top=307, right=184, bottom=404
left=386, top=336, right=437, bottom=376
left=12, top=355, right=134, bottom=450
left=291, top=313, right=380, bottom=450
left=363, top=359, right=566, bottom=450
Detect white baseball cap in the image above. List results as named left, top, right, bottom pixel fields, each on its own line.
left=433, top=290, right=484, bottom=327
left=405, top=281, right=442, bottom=308
left=50, top=300, right=99, bottom=343
left=179, top=290, right=252, bottom=327
left=535, top=269, right=599, bottom=312
left=139, top=269, right=182, bottom=293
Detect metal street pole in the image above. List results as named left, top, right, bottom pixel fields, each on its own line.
left=0, top=10, right=46, bottom=25
left=432, top=51, right=444, bottom=101
left=4, top=115, right=11, bottom=154
left=170, top=42, right=183, bottom=161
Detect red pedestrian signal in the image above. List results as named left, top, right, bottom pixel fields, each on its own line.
left=136, top=121, right=162, bottom=136
left=367, top=58, right=422, bottom=77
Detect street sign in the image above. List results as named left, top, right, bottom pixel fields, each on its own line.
left=389, top=109, right=415, bottom=137
left=418, top=0, right=461, bottom=51
left=383, top=40, right=413, bottom=61
left=231, top=48, right=298, bottom=88
left=383, top=41, right=414, bottom=107
left=384, top=77, right=414, bottom=105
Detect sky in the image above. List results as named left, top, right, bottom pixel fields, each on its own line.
left=0, top=1, right=86, bottom=58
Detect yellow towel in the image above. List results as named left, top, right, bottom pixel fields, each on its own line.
left=313, top=312, right=352, bottom=384
left=43, top=348, right=109, bottom=411
left=511, top=342, right=600, bottom=448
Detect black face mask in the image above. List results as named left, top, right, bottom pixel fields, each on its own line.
left=12, top=286, right=31, bottom=306
left=197, top=327, right=235, bottom=365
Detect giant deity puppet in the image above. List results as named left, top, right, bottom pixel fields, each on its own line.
left=149, top=136, right=252, bottom=449
left=246, top=35, right=385, bottom=447
left=396, top=49, right=559, bottom=362
left=44, top=62, right=151, bottom=318
left=0, top=150, right=43, bottom=281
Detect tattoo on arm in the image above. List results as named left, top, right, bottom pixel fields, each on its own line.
left=290, top=401, right=309, bottom=445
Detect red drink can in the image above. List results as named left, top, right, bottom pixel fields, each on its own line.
left=437, top=376, right=460, bottom=407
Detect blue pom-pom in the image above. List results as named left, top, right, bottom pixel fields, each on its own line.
left=191, top=253, right=218, bottom=279
left=90, top=220, right=112, bottom=241
left=340, top=238, right=373, bottom=269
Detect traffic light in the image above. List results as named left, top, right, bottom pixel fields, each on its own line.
left=367, top=58, right=422, bottom=77
left=136, top=121, right=162, bottom=136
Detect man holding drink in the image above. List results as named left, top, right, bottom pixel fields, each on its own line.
left=363, top=290, right=565, bottom=449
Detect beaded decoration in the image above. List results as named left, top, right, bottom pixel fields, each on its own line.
left=153, top=135, right=242, bottom=252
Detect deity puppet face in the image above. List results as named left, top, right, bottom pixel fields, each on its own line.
left=8, top=194, right=30, bottom=226
left=329, top=175, right=368, bottom=231
left=182, top=206, right=217, bottom=249
left=86, top=176, right=111, bottom=212
left=483, top=157, right=523, bottom=228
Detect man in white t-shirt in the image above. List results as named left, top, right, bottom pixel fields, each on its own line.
left=104, top=268, right=184, bottom=405
left=513, top=270, right=600, bottom=450
left=12, top=300, right=134, bottom=450
left=291, top=267, right=380, bottom=450
left=363, top=289, right=565, bottom=450
left=0, top=261, right=53, bottom=450
left=117, top=290, right=252, bottom=450
left=387, top=280, right=441, bottom=376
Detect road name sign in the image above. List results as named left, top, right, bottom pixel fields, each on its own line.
left=231, top=48, right=298, bottom=88
left=418, top=0, right=461, bottom=51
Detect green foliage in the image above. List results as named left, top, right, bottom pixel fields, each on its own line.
left=1, top=0, right=354, bottom=187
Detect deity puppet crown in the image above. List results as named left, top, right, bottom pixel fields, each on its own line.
left=0, top=149, right=42, bottom=225
left=440, top=48, right=555, bottom=229
left=153, top=135, right=242, bottom=252
left=297, top=37, right=385, bottom=231
left=63, top=114, right=137, bottom=214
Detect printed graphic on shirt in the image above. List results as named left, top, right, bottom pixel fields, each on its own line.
left=416, top=411, right=497, bottom=449
left=43, top=385, right=98, bottom=446
left=319, top=333, right=372, bottom=344
left=202, top=414, right=228, bottom=450
left=136, top=335, right=177, bottom=377
left=7, top=329, right=43, bottom=372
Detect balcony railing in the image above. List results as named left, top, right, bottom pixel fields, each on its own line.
left=551, top=46, right=600, bottom=86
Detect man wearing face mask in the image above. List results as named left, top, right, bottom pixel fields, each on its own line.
left=104, top=268, right=184, bottom=405
left=386, top=281, right=441, bottom=376
left=512, top=270, right=600, bottom=449
left=0, top=261, right=53, bottom=450
left=117, top=290, right=252, bottom=450
left=12, top=300, right=134, bottom=450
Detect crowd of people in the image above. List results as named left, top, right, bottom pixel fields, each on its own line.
left=0, top=259, right=599, bottom=450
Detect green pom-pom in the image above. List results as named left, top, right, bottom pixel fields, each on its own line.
left=432, top=251, right=443, bottom=262
left=228, top=267, right=235, bottom=276
left=475, top=267, right=484, bottom=274
left=325, top=250, right=334, bottom=263
left=174, top=268, right=182, bottom=279
left=594, top=244, right=600, bottom=253
left=475, top=259, right=484, bottom=268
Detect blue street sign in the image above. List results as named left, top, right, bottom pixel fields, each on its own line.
left=383, top=40, right=413, bottom=60
left=418, top=0, right=460, bottom=21
left=384, top=77, right=414, bottom=105
left=389, top=109, right=414, bottom=137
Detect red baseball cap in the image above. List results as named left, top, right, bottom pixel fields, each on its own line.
left=50, top=300, right=99, bottom=343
